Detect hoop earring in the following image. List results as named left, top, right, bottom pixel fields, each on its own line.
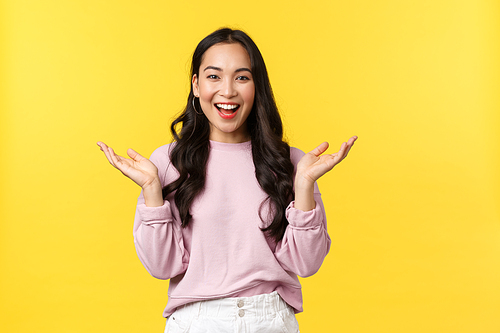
left=192, top=97, right=203, bottom=115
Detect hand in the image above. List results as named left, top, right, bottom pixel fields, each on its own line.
left=296, top=136, right=358, bottom=185
left=96, top=141, right=160, bottom=189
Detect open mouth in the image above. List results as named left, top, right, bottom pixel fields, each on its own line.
left=215, top=103, right=240, bottom=115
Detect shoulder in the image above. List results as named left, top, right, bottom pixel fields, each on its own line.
left=149, top=142, right=175, bottom=165
left=289, top=146, right=306, bottom=166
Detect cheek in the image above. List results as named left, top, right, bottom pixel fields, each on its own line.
left=199, top=84, right=214, bottom=102
left=243, top=85, right=255, bottom=106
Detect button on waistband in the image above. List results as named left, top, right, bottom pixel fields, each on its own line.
left=238, top=309, right=245, bottom=317
left=237, top=300, right=244, bottom=308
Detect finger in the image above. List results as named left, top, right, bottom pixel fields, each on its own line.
left=335, top=142, right=348, bottom=162
left=309, top=142, right=329, bottom=157
left=337, top=141, right=347, bottom=155
left=127, top=148, right=145, bottom=162
left=108, top=147, right=123, bottom=169
left=100, top=143, right=117, bottom=168
left=97, top=141, right=110, bottom=153
left=343, top=136, right=358, bottom=157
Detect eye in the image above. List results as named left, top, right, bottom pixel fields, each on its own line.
left=207, top=74, right=219, bottom=79
left=236, top=75, right=250, bottom=81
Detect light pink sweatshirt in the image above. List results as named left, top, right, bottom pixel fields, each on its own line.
left=133, top=140, right=330, bottom=317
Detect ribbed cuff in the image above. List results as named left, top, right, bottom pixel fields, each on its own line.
left=285, top=201, right=323, bottom=229
left=137, top=201, right=173, bottom=225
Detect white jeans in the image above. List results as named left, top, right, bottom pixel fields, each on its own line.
left=164, top=291, right=300, bottom=333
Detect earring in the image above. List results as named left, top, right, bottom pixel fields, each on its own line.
left=192, top=97, right=203, bottom=115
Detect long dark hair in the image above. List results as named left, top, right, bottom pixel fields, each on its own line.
left=163, top=28, right=294, bottom=242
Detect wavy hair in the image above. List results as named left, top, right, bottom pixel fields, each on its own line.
left=163, top=28, right=294, bottom=242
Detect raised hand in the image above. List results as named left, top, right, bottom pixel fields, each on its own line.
left=96, top=141, right=160, bottom=190
left=294, top=136, right=357, bottom=212
left=296, top=136, right=358, bottom=185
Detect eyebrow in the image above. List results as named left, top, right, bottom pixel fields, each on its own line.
left=203, top=66, right=252, bottom=74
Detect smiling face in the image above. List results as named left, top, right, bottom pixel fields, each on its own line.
left=192, top=43, right=255, bottom=143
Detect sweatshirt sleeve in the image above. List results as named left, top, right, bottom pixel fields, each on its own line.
left=273, top=147, right=331, bottom=278
left=132, top=145, right=189, bottom=280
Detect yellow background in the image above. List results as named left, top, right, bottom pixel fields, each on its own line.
left=1, top=0, right=499, bottom=332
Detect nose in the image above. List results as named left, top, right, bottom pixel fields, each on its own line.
left=220, top=79, right=237, bottom=98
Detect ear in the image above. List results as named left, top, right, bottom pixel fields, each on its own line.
left=192, top=74, right=199, bottom=97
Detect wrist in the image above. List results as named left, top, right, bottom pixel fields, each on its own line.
left=142, top=178, right=163, bottom=207
left=294, top=175, right=316, bottom=212
left=294, top=174, right=315, bottom=192
left=142, top=177, right=161, bottom=191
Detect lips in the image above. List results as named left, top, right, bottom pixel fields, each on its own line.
left=215, top=103, right=240, bottom=119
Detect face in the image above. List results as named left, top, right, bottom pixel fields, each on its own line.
left=192, top=43, right=255, bottom=143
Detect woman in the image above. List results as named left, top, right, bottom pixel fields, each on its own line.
left=98, top=28, right=357, bottom=333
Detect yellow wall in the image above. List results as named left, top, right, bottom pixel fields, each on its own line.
left=1, top=0, right=499, bottom=332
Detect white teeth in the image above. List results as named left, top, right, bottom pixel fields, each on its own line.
left=216, top=103, right=239, bottom=110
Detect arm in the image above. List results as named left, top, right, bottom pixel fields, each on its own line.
left=132, top=147, right=190, bottom=279
left=97, top=142, right=189, bottom=279
left=274, top=137, right=357, bottom=277
left=274, top=189, right=330, bottom=277
left=133, top=188, right=189, bottom=280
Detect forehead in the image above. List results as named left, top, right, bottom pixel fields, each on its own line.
left=200, top=43, right=251, bottom=69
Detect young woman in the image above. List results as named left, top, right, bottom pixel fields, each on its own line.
left=97, top=28, right=357, bottom=333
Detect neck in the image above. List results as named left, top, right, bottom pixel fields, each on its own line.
left=208, top=128, right=250, bottom=143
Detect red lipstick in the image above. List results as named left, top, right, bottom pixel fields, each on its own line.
left=215, top=103, right=240, bottom=120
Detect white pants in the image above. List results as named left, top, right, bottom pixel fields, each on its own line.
left=164, top=291, right=300, bottom=333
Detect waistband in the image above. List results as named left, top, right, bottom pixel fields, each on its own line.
left=170, top=291, right=293, bottom=320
